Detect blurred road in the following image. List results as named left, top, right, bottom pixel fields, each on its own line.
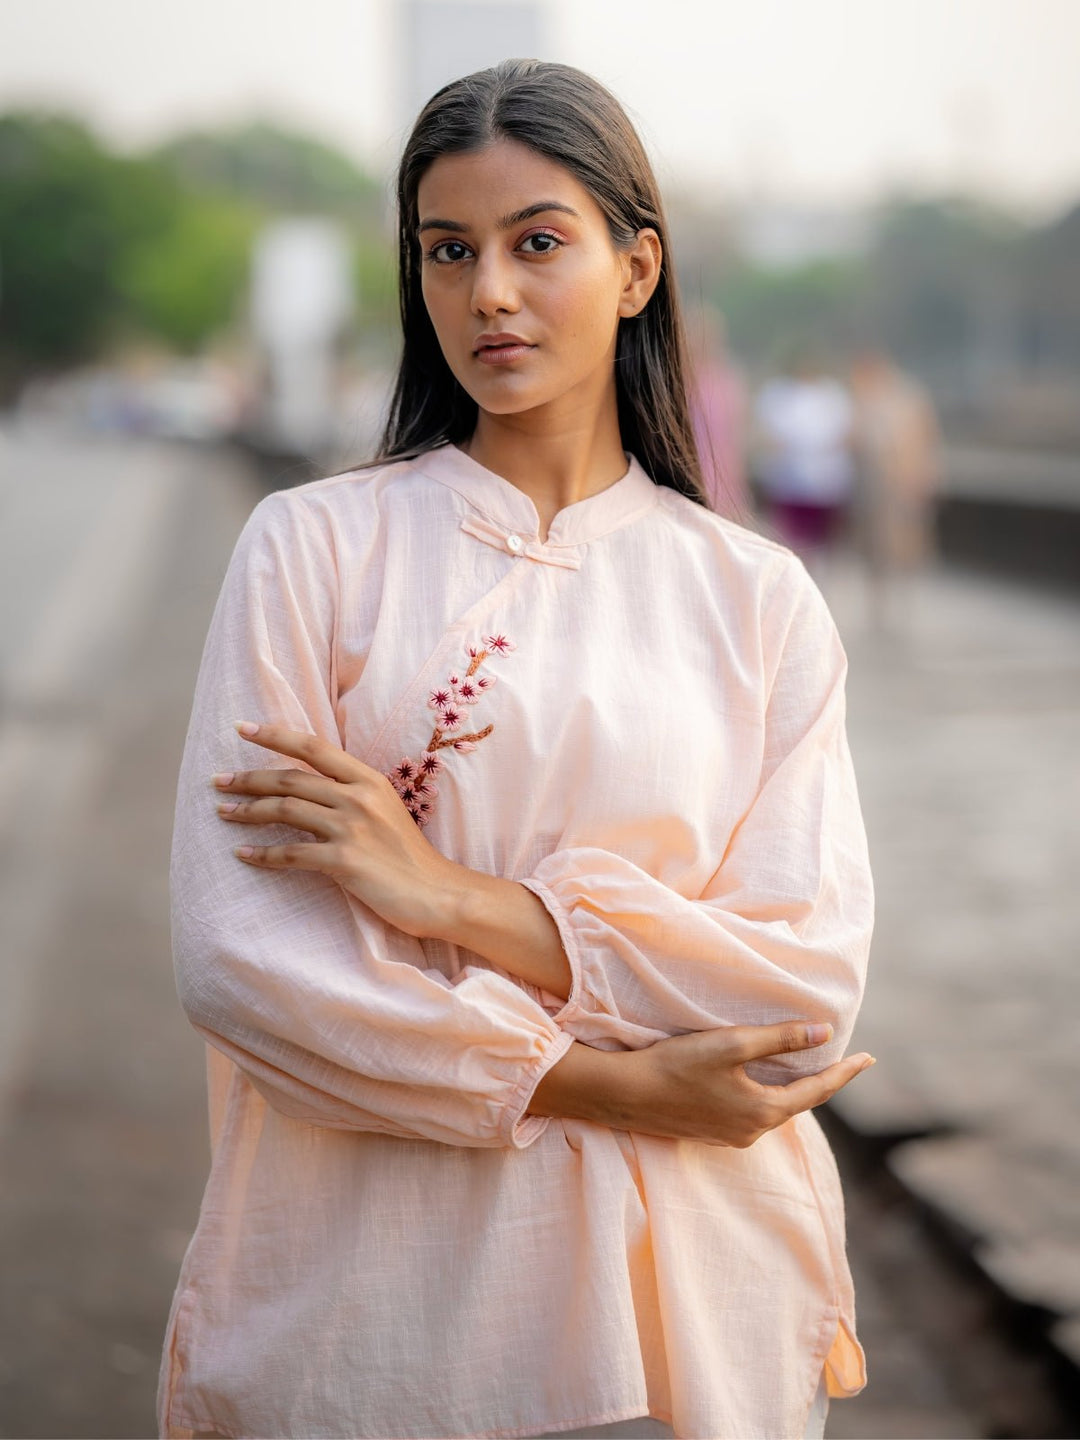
left=0, top=425, right=256, bottom=1438
left=0, top=425, right=1076, bottom=1438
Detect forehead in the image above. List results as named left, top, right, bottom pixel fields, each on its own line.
left=417, top=138, right=601, bottom=225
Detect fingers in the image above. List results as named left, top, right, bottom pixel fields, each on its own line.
left=216, top=792, right=339, bottom=839
left=212, top=765, right=336, bottom=804
left=725, top=1020, right=836, bottom=1065
left=234, top=840, right=343, bottom=871
left=767, top=1052, right=876, bottom=1119
left=232, top=721, right=364, bottom=784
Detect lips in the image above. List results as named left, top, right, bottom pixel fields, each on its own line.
left=473, top=336, right=537, bottom=367
left=473, top=333, right=534, bottom=353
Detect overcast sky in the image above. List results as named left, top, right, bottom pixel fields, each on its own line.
left=2, top=0, right=1078, bottom=217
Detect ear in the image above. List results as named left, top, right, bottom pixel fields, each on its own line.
left=617, top=228, right=662, bottom=319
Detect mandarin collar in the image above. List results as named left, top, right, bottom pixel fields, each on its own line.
left=415, top=441, right=660, bottom=551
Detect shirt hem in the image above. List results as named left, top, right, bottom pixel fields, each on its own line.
left=468, top=1405, right=673, bottom=1440
left=164, top=1405, right=675, bottom=1440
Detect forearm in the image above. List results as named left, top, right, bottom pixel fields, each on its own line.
left=432, top=863, right=574, bottom=1000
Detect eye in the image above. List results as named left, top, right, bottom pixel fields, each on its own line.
left=519, top=229, right=564, bottom=255
left=425, top=239, right=472, bottom=265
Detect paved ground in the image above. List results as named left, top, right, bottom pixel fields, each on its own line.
left=0, top=424, right=1076, bottom=1438
left=818, top=546, right=1080, bottom=1431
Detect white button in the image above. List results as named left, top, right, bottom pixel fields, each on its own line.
left=506, top=533, right=523, bottom=553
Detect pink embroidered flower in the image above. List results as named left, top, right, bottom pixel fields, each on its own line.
left=383, top=631, right=515, bottom=827
left=411, top=797, right=435, bottom=826
left=484, top=633, right=516, bottom=654
left=390, top=758, right=417, bottom=787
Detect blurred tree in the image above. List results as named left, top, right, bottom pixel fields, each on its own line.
left=855, top=196, right=1024, bottom=398
left=1020, top=202, right=1080, bottom=371
left=713, top=255, right=867, bottom=368
left=149, top=122, right=398, bottom=335
left=0, top=112, right=180, bottom=377
left=0, top=112, right=400, bottom=393
left=118, top=195, right=262, bottom=354
left=151, top=121, right=385, bottom=225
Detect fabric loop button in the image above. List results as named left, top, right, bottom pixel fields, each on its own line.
left=458, top=515, right=583, bottom=569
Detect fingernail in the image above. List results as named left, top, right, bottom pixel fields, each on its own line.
left=860, top=1055, right=877, bottom=1071
left=235, top=721, right=259, bottom=736
left=807, top=1023, right=833, bottom=1045
left=235, top=845, right=255, bottom=858
left=211, top=772, right=234, bottom=787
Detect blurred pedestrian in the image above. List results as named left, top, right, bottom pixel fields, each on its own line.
left=849, top=347, right=942, bottom=633
left=752, top=344, right=856, bottom=579
left=687, top=303, right=751, bottom=520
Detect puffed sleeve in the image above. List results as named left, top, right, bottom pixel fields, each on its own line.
left=170, top=489, right=572, bottom=1147
left=519, top=554, right=873, bottom=1085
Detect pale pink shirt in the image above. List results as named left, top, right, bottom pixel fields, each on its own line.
left=158, top=441, right=873, bottom=1440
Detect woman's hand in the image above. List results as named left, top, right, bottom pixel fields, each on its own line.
left=211, top=721, right=464, bottom=939
left=529, top=1022, right=875, bottom=1147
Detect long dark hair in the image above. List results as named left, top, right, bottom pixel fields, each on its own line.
left=363, top=57, right=710, bottom=509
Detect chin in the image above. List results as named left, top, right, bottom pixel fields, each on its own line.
left=473, top=394, right=549, bottom=417
left=458, top=379, right=552, bottom=415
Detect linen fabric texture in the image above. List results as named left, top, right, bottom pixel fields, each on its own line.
left=158, top=442, right=873, bottom=1439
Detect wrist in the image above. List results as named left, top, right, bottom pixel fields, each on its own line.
left=414, top=856, right=478, bottom=942
left=428, top=866, right=573, bottom=999
left=528, top=1041, right=636, bottom=1127
left=425, top=860, right=489, bottom=946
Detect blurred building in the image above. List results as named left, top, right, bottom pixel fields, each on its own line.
left=395, top=0, right=549, bottom=134
left=250, top=218, right=355, bottom=459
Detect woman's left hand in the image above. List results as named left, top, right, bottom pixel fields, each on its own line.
left=211, top=721, right=463, bottom=940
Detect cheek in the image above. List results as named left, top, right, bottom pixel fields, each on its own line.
left=420, top=282, right=448, bottom=337
left=421, top=287, right=470, bottom=377
left=548, top=266, right=621, bottom=348
left=421, top=270, right=465, bottom=332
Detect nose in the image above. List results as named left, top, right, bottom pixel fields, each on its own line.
left=469, top=247, right=520, bottom=318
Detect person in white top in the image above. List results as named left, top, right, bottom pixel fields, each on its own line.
left=753, top=345, right=856, bottom=564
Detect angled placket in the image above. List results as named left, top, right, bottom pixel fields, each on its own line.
left=358, top=517, right=583, bottom=830
left=357, top=547, right=535, bottom=778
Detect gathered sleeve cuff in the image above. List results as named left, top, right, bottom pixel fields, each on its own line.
left=519, top=555, right=874, bottom=1086
left=171, top=489, right=573, bottom=1148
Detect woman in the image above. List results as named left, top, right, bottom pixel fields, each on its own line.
left=158, top=59, right=875, bottom=1440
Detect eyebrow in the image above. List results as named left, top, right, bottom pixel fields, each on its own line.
left=417, top=201, right=582, bottom=235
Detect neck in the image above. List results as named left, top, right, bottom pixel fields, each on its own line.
left=460, top=400, right=628, bottom=542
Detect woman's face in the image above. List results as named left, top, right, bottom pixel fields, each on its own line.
left=417, top=137, right=659, bottom=421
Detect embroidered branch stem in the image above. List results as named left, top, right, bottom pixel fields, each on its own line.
left=427, top=722, right=493, bottom=752
left=383, top=633, right=516, bottom=827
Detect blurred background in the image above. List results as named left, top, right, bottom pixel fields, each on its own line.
left=0, top=1, right=1078, bottom=1436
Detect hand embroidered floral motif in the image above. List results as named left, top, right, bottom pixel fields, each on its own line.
left=385, top=634, right=516, bottom=827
